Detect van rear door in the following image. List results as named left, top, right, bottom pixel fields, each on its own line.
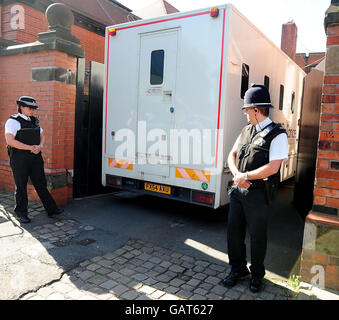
left=137, top=30, right=178, bottom=176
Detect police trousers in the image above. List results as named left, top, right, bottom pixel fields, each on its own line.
left=227, top=186, right=271, bottom=279
left=9, top=150, right=58, bottom=216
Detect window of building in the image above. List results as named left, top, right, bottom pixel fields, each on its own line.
left=279, top=85, right=284, bottom=110
left=150, top=50, right=164, bottom=85
left=241, top=63, right=249, bottom=99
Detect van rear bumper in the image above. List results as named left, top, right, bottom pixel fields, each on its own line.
left=105, top=174, right=215, bottom=207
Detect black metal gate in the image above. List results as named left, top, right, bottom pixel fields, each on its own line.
left=294, top=64, right=325, bottom=219
left=73, top=59, right=113, bottom=198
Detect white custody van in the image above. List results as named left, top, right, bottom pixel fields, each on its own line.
left=101, top=4, right=305, bottom=209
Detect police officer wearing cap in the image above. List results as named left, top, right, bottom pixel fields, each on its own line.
left=4, top=96, right=64, bottom=224
left=222, top=84, right=288, bottom=293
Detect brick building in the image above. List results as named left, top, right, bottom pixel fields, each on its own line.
left=280, top=20, right=325, bottom=73
left=295, top=52, right=326, bottom=74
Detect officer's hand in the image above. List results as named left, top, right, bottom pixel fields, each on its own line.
left=234, top=173, right=252, bottom=189
left=31, top=145, right=41, bottom=154
left=237, top=180, right=251, bottom=189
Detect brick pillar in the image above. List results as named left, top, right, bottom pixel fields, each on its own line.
left=0, top=3, right=84, bottom=205
left=300, top=0, right=339, bottom=292
left=281, top=20, right=298, bottom=61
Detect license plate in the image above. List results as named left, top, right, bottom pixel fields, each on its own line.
left=144, top=182, right=171, bottom=195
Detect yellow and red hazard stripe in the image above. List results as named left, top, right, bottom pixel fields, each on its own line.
left=108, top=158, right=133, bottom=170
left=175, top=168, right=210, bottom=182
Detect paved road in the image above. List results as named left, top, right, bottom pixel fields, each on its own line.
left=0, top=181, right=338, bottom=301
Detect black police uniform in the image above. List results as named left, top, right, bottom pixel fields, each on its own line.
left=227, top=121, right=286, bottom=279
left=222, top=84, right=288, bottom=293
left=8, top=113, right=59, bottom=219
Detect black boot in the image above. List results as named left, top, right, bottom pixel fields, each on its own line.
left=47, top=208, right=64, bottom=217
left=15, top=213, right=31, bottom=224
left=249, top=277, right=263, bottom=293
left=222, top=268, right=250, bottom=287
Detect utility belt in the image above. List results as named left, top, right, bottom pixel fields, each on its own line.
left=229, top=178, right=277, bottom=205
left=7, top=146, right=39, bottom=157
left=248, top=180, right=266, bottom=189
left=7, top=145, right=13, bottom=157
left=249, top=178, right=277, bottom=205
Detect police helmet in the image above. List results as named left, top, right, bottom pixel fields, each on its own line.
left=242, top=84, right=274, bottom=110
left=16, top=96, right=39, bottom=109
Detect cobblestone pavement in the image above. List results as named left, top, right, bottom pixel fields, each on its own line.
left=0, top=190, right=338, bottom=301
left=21, top=238, right=289, bottom=301
left=22, top=239, right=284, bottom=300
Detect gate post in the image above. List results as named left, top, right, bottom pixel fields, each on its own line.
left=300, top=0, right=339, bottom=292
left=0, top=3, right=84, bottom=205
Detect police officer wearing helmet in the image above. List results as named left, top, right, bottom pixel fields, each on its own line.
left=223, top=84, right=288, bottom=293
left=5, top=96, right=64, bottom=224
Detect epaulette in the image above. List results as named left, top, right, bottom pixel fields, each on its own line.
left=257, top=122, right=285, bottom=139
left=32, top=116, right=39, bottom=126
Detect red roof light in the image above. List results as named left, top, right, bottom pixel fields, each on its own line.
left=108, top=28, right=116, bottom=36
left=210, top=8, right=219, bottom=17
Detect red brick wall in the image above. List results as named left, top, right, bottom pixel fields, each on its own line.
left=281, top=22, right=297, bottom=61
left=0, top=50, right=77, bottom=204
left=0, top=2, right=105, bottom=205
left=72, top=25, right=104, bottom=64
left=1, top=2, right=104, bottom=64
left=0, top=3, right=20, bottom=42
left=300, top=16, right=339, bottom=292
left=313, top=27, right=339, bottom=213
left=301, top=246, right=339, bottom=291
left=327, top=25, right=339, bottom=45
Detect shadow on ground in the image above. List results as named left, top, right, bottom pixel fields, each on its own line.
left=0, top=179, right=310, bottom=300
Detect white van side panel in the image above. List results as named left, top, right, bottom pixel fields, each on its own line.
left=219, top=6, right=306, bottom=206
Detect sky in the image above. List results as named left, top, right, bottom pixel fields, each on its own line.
left=117, top=0, right=331, bottom=54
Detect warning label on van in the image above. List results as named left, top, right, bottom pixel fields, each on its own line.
left=147, top=88, right=162, bottom=95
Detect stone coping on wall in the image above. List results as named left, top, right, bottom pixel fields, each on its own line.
left=0, top=38, right=84, bottom=58
left=0, top=38, right=17, bottom=48
left=306, top=211, right=339, bottom=227
left=324, top=0, right=339, bottom=29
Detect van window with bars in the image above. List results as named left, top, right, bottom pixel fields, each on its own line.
left=241, top=63, right=249, bottom=99
left=291, top=91, right=295, bottom=114
left=150, top=50, right=164, bottom=85
left=279, top=85, right=284, bottom=110
left=264, top=75, right=270, bottom=91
